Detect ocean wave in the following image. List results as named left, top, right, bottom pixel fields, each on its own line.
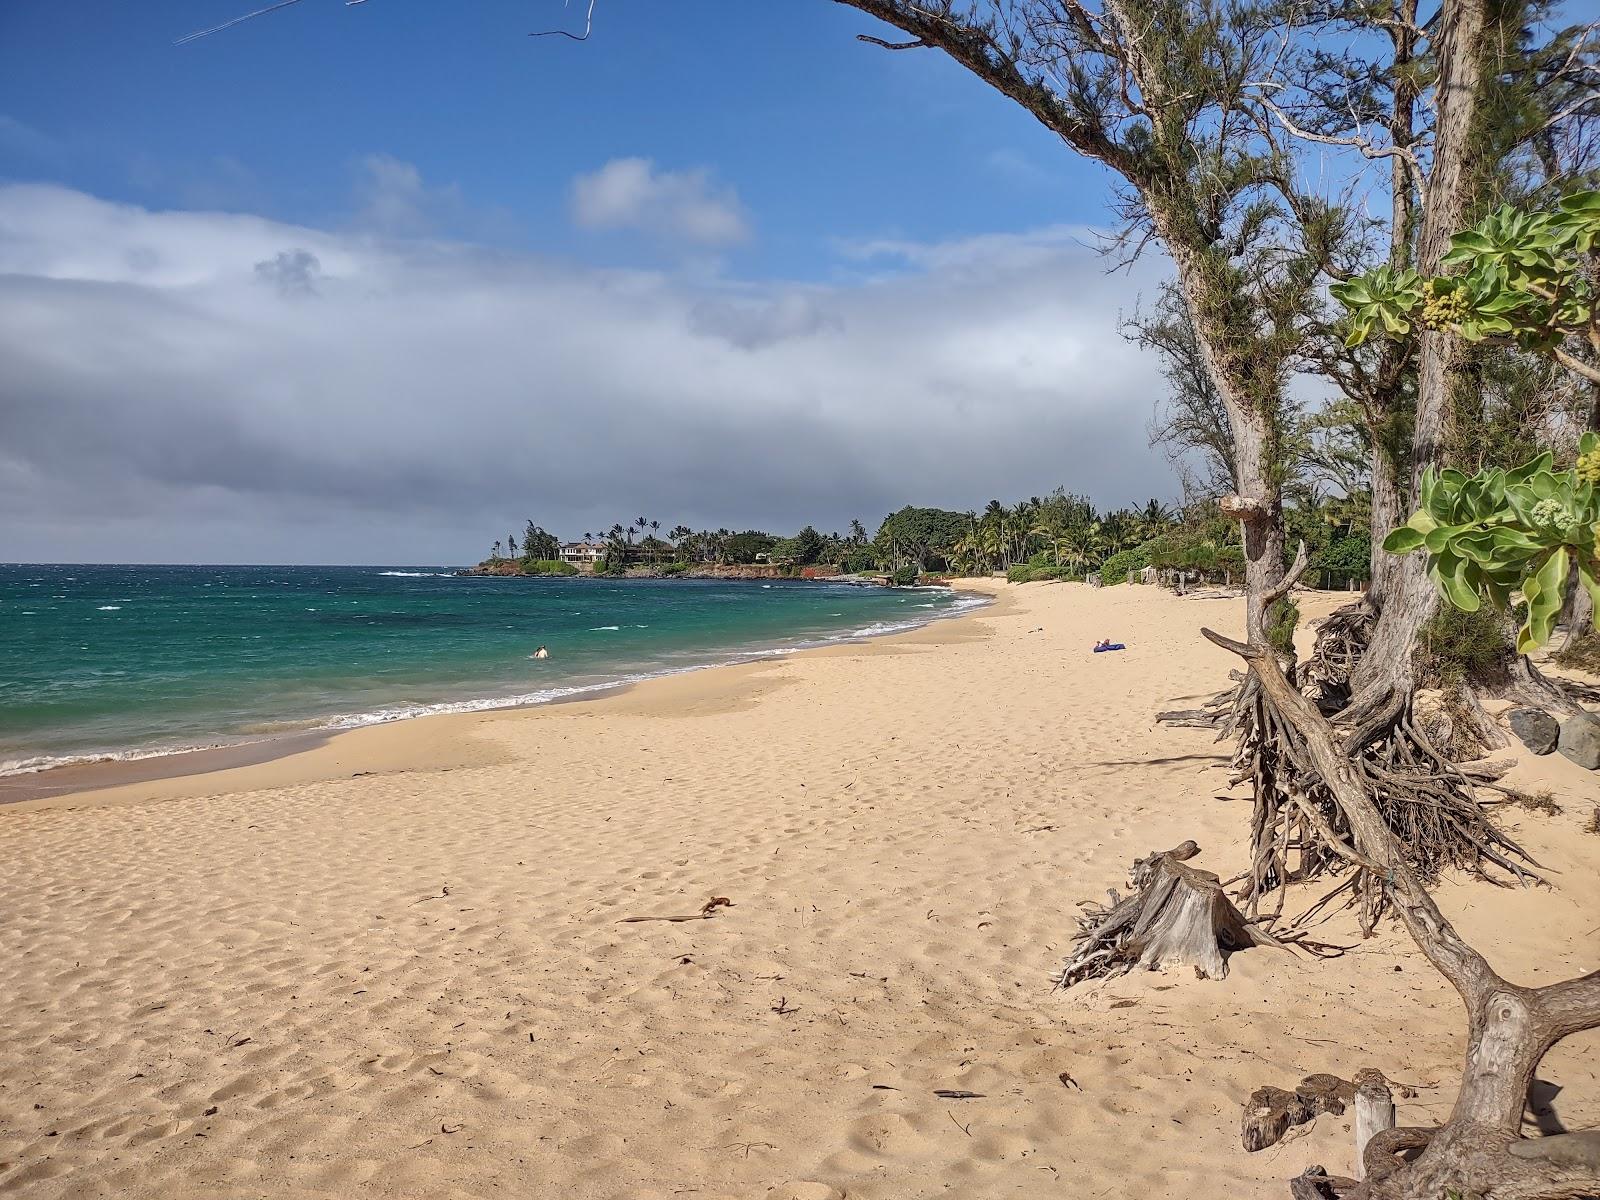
left=97, top=605, right=122, bottom=611
left=376, top=570, right=452, bottom=578
left=317, top=679, right=646, bottom=730
left=0, top=741, right=237, bottom=778
left=591, top=625, right=620, bottom=631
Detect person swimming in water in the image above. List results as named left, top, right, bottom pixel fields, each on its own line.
left=532, top=645, right=549, bottom=659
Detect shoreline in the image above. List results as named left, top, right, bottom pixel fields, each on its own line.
left=0, top=581, right=1003, bottom=812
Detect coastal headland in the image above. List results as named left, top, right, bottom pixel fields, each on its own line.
left=2, top=580, right=1596, bottom=1199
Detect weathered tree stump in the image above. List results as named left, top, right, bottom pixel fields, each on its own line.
left=1354, top=1068, right=1396, bottom=1181
left=1058, top=841, right=1280, bottom=989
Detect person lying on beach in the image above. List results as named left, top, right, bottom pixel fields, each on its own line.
left=1092, top=639, right=1126, bottom=653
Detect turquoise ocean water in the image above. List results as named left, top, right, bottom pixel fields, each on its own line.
left=0, top=565, right=981, bottom=776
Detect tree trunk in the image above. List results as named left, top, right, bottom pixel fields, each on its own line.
left=1367, top=442, right=1406, bottom=612
left=1352, top=0, right=1487, bottom=705
left=1156, top=237, right=1286, bottom=640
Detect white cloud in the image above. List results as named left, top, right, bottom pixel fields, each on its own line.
left=353, top=153, right=465, bottom=235
left=0, top=184, right=1175, bottom=564
left=570, top=157, right=750, bottom=246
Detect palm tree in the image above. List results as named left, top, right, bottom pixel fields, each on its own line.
left=1140, top=498, right=1173, bottom=534
left=849, top=518, right=866, bottom=544
left=1030, top=512, right=1066, bottom=567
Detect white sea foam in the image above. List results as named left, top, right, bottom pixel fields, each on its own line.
left=97, top=605, right=122, bottom=611
left=376, top=570, right=453, bottom=578
left=0, top=741, right=238, bottom=778
left=591, top=625, right=620, bottom=631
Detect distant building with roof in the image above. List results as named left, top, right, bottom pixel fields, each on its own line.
left=559, top=541, right=606, bottom=569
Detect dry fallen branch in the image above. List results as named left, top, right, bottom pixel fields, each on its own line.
left=618, top=894, right=734, bottom=924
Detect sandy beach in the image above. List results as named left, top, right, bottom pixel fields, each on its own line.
left=3, top=579, right=1597, bottom=1200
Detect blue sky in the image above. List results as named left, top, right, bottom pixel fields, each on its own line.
left=1, top=1, right=1109, bottom=277
left=0, top=1, right=1173, bottom=565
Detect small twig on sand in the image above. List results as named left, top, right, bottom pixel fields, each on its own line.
left=619, top=894, right=733, bottom=923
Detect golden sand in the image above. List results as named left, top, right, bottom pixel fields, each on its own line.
left=3, top=580, right=1596, bottom=1199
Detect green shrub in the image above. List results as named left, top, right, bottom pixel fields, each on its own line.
left=839, top=546, right=878, bottom=574
left=1266, top=596, right=1300, bottom=655
left=1007, top=564, right=1083, bottom=583
left=1421, top=604, right=1512, bottom=686
left=660, top=562, right=689, bottom=576
left=1313, top=533, right=1371, bottom=579
left=1099, top=546, right=1151, bottom=586
left=889, top=564, right=921, bottom=587
left=522, top=559, right=578, bottom=576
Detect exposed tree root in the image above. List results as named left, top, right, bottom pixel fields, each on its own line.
left=1056, top=841, right=1282, bottom=988
left=1302, top=600, right=1377, bottom=714
left=1233, top=668, right=1542, bottom=935
left=1171, top=560, right=1548, bottom=932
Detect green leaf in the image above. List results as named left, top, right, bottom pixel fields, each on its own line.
left=1431, top=550, right=1481, bottom=612
left=1505, top=452, right=1554, bottom=486
left=1423, top=524, right=1459, bottom=554
left=1529, top=471, right=1561, bottom=500
left=1520, top=546, right=1569, bottom=651
left=1452, top=530, right=1499, bottom=564
left=1378, top=307, right=1411, bottom=335
left=1449, top=231, right=1498, bottom=254
left=1329, top=279, right=1370, bottom=305
left=1383, top=525, right=1427, bottom=554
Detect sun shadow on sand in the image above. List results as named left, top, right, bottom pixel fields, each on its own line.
left=1084, top=753, right=1232, bottom=767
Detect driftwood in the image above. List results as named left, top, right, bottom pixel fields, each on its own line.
left=1058, top=841, right=1281, bottom=988
left=1244, top=1074, right=1357, bottom=1152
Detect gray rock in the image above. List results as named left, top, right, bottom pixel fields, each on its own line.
left=1557, top=711, right=1600, bottom=769
left=1509, top=707, right=1560, bottom=756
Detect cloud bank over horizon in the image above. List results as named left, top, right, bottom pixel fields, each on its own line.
left=0, top=175, right=1177, bottom=565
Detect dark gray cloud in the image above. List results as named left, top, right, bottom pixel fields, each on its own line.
left=0, top=183, right=1176, bottom=565
left=254, top=248, right=322, bottom=296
